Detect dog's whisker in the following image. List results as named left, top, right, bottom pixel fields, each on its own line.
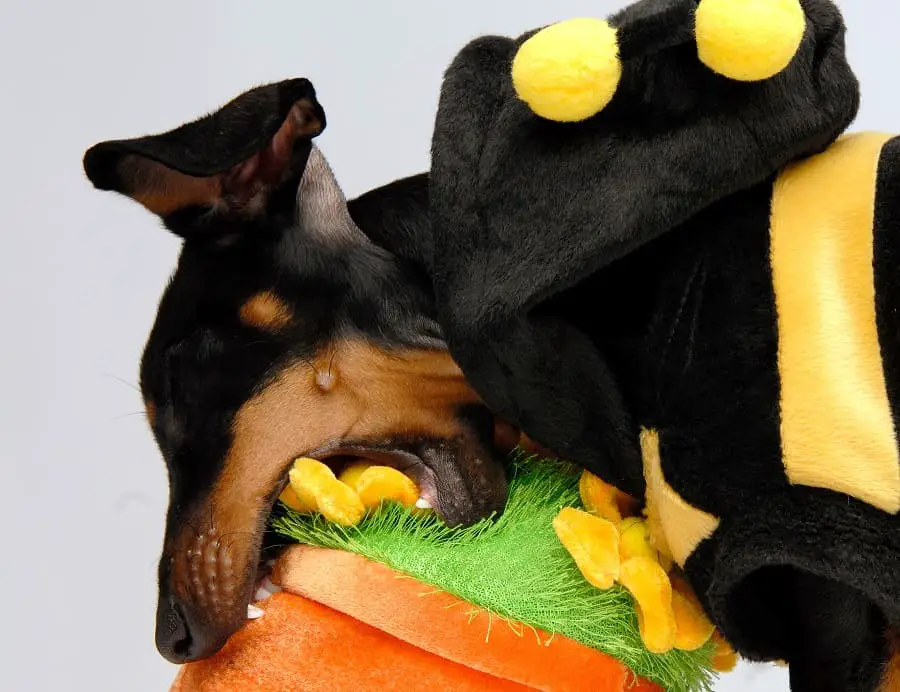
left=112, top=410, right=148, bottom=421
left=215, top=531, right=256, bottom=552
left=100, top=372, right=141, bottom=393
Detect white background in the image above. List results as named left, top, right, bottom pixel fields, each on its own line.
left=2, top=1, right=898, bottom=690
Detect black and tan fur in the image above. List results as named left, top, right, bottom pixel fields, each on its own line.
left=83, top=79, right=513, bottom=663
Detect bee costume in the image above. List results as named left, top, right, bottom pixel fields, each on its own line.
left=348, top=0, right=900, bottom=688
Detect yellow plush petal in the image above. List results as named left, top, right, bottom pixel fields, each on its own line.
left=618, top=557, right=677, bottom=654
left=710, top=630, right=739, bottom=672
left=288, top=459, right=336, bottom=510
left=642, top=502, right=675, bottom=569
left=618, top=517, right=659, bottom=563
left=355, top=466, right=420, bottom=509
left=670, top=576, right=716, bottom=651
left=314, top=480, right=366, bottom=527
left=278, top=484, right=315, bottom=513
left=288, top=458, right=365, bottom=527
left=580, top=471, right=632, bottom=523
left=553, top=507, right=620, bottom=589
left=292, top=456, right=336, bottom=477
left=337, top=461, right=375, bottom=492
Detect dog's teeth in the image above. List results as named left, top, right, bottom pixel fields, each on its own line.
left=254, top=587, right=272, bottom=602
left=415, top=497, right=433, bottom=509
left=247, top=604, right=265, bottom=620
left=262, top=577, right=282, bottom=594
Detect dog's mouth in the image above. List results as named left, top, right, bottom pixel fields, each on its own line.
left=278, top=443, right=442, bottom=513
left=158, top=425, right=518, bottom=663
left=247, top=438, right=507, bottom=618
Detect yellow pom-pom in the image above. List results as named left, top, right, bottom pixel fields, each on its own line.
left=695, top=0, right=805, bottom=81
left=512, top=18, right=622, bottom=122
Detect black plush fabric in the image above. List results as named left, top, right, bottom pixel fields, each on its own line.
left=875, top=138, right=900, bottom=450
left=423, top=0, right=858, bottom=495
left=685, top=486, right=900, bottom=691
left=352, top=0, right=900, bottom=686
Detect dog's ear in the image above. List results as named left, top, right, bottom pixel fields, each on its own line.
left=83, top=78, right=325, bottom=239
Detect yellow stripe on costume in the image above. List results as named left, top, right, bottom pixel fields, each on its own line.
left=770, top=132, right=900, bottom=513
left=641, top=428, right=720, bottom=568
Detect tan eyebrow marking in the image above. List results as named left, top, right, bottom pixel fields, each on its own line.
left=239, top=291, right=294, bottom=332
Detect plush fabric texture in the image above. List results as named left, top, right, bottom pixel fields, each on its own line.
left=423, top=0, right=859, bottom=498
left=770, top=132, right=900, bottom=513
left=694, top=0, right=806, bottom=81
left=627, top=134, right=900, bottom=690
left=511, top=18, right=623, bottom=122
left=271, top=455, right=716, bottom=691
left=171, top=547, right=662, bottom=692
left=350, top=0, right=900, bottom=686
left=169, top=591, right=530, bottom=692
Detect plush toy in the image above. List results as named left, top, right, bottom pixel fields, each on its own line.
left=173, top=453, right=736, bottom=692
left=276, top=455, right=729, bottom=662
left=351, top=0, right=900, bottom=688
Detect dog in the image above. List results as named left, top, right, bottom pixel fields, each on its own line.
left=83, top=78, right=518, bottom=664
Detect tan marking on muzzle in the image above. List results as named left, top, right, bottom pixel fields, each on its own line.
left=168, top=339, right=481, bottom=611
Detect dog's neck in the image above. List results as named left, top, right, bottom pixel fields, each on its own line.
left=295, top=145, right=368, bottom=246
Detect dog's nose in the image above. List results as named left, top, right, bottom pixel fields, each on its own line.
left=155, top=596, right=221, bottom=664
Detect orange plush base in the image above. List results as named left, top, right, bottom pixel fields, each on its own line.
left=171, top=546, right=661, bottom=692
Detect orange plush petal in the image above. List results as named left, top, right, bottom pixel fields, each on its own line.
left=710, top=630, right=739, bottom=672
left=579, top=471, right=625, bottom=523
left=172, top=546, right=663, bottom=692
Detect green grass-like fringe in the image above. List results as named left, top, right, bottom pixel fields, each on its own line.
left=270, top=452, right=715, bottom=692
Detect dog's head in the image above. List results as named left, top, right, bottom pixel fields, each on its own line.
left=84, top=79, right=514, bottom=664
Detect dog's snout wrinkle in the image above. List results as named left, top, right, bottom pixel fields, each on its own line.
left=170, top=522, right=246, bottom=618
left=158, top=516, right=259, bottom=663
